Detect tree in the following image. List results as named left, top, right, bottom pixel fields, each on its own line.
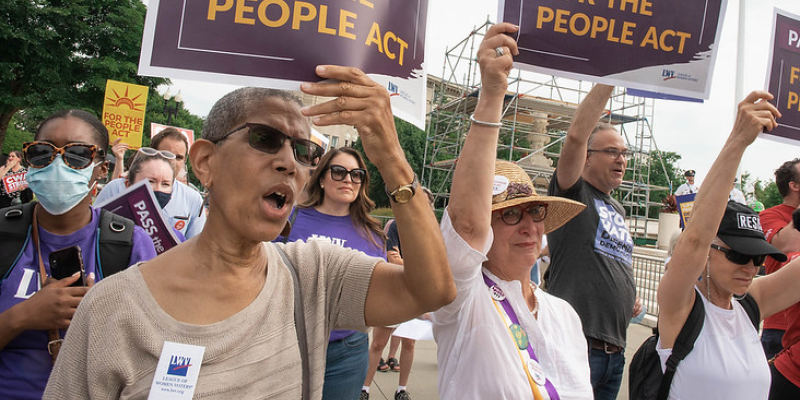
left=0, top=0, right=167, bottom=147
left=754, top=180, right=782, bottom=209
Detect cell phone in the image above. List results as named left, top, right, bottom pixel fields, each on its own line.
left=49, top=245, right=85, bottom=287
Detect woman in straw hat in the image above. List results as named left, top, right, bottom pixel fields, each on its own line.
left=430, top=23, right=591, bottom=399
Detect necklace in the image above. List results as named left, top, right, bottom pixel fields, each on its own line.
left=529, top=282, right=540, bottom=318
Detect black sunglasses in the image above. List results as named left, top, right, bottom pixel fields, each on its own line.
left=22, top=141, right=99, bottom=170
left=216, top=123, right=325, bottom=167
left=710, top=244, right=766, bottom=266
left=498, top=203, right=548, bottom=226
left=329, top=165, right=366, bottom=184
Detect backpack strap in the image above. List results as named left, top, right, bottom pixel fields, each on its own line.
left=281, top=208, right=299, bottom=244
left=96, top=209, right=135, bottom=280
left=658, top=292, right=706, bottom=400
left=272, top=243, right=309, bottom=400
left=736, top=293, right=761, bottom=330
left=0, top=203, right=36, bottom=282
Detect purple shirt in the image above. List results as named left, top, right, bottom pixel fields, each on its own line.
left=282, top=207, right=385, bottom=341
left=0, top=207, right=157, bottom=400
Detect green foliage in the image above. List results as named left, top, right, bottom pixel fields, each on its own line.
left=0, top=0, right=167, bottom=146
left=754, top=180, right=782, bottom=208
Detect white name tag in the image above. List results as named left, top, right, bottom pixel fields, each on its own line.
left=148, top=341, right=206, bottom=400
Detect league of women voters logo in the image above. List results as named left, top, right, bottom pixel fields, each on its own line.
left=167, top=354, right=192, bottom=377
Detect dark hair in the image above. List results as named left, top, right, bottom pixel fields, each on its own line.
left=300, top=147, right=385, bottom=248
left=204, top=87, right=305, bottom=142
left=775, top=158, right=800, bottom=198
left=127, top=154, right=177, bottom=184
left=151, top=127, right=189, bottom=158
left=10, top=150, right=22, bottom=159
left=36, top=109, right=108, bottom=160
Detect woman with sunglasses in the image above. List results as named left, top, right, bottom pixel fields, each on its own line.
left=124, top=149, right=186, bottom=242
left=281, top=147, right=385, bottom=400
left=0, top=150, right=33, bottom=209
left=0, top=110, right=157, bottom=399
left=656, top=91, right=800, bottom=400
left=431, top=23, right=591, bottom=399
left=45, top=70, right=455, bottom=399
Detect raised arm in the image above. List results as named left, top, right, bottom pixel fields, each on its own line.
left=658, top=91, right=780, bottom=345
left=448, top=22, right=519, bottom=250
left=555, top=84, right=613, bottom=191
left=300, top=66, right=456, bottom=326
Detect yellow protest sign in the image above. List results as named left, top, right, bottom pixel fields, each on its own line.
left=102, top=80, right=148, bottom=149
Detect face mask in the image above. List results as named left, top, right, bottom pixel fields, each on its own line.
left=26, top=155, right=97, bottom=215
left=154, top=191, right=172, bottom=209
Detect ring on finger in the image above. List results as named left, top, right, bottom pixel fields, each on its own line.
left=494, top=46, right=504, bottom=57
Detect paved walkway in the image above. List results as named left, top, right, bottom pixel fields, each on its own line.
left=366, top=323, right=654, bottom=400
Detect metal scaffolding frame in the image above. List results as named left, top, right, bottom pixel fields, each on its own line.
left=423, top=21, right=672, bottom=241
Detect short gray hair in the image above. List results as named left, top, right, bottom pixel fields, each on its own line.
left=587, top=122, right=618, bottom=149
left=203, top=88, right=304, bottom=142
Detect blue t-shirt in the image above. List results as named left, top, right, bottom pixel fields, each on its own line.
left=282, top=207, right=385, bottom=341
left=0, top=207, right=157, bottom=399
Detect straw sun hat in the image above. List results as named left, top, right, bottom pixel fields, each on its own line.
left=491, top=160, right=586, bottom=233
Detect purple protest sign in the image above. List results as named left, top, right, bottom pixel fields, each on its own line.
left=94, top=180, right=180, bottom=255
left=499, top=0, right=727, bottom=99
left=139, top=0, right=428, bottom=128
left=764, top=9, right=800, bottom=144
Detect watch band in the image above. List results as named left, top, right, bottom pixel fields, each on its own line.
left=385, top=173, right=419, bottom=204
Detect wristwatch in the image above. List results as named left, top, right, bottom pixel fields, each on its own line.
left=385, top=174, right=419, bottom=204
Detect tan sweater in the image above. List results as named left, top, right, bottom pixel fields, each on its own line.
left=43, top=241, right=378, bottom=399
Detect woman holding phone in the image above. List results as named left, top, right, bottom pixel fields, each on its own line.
left=0, top=109, right=157, bottom=399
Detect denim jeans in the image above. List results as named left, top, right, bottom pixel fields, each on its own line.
left=588, top=347, right=625, bottom=400
left=322, top=332, right=369, bottom=400
left=761, top=328, right=785, bottom=360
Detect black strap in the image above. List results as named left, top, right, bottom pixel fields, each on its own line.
left=281, top=208, right=299, bottom=244
left=737, top=293, right=761, bottom=329
left=658, top=293, right=705, bottom=400
left=0, top=203, right=37, bottom=282
left=272, top=243, right=309, bottom=400
left=96, top=209, right=134, bottom=280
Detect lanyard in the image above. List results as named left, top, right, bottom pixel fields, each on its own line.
left=483, top=273, right=560, bottom=400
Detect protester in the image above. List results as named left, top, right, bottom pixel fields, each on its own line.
left=95, top=128, right=206, bottom=238
left=282, top=147, right=385, bottom=400
left=545, top=84, right=638, bottom=398
left=0, top=150, right=33, bottom=208
left=108, top=138, right=129, bottom=181
left=44, top=67, right=455, bottom=399
left=657, top=91, right=800, bottom=399
left=0, top=109, right=157, bottom=399
left=730, top=178, right=747, bottom=205
left=124, top=148, right=187, bottom=242
left=431, top=23, right=591, bottom=399
left=675, top=169, right=698, bottom=195
left=759, top=158, right=800, bottom=359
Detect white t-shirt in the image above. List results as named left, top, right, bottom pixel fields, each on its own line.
left=656, top=290, right=770, bottom=400
left=432, top=210, right=592, bottom=400
left=675, top=183, right=698, bottom=195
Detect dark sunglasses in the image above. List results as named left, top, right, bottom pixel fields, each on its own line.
left=329, top=165, right=366, bottom=184
left=216, top=123, right=325, bottom=167
left=497, top=203, right=548, bottom=226
left=22, top=141, right=99, bottom=170
left=710, top=244, right=766, bottom=266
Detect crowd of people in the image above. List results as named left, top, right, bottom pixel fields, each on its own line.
left=4, top=21, right=800, bottom=400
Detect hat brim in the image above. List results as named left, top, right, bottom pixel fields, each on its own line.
left=719, top=234, right=788, bottom=262
left=492, top=195, right=586, bottom=234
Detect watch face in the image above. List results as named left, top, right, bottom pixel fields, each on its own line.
left=395, top=188, right=413, bottom=203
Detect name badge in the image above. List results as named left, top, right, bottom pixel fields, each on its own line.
left=148, top=341, right=206, bottom=399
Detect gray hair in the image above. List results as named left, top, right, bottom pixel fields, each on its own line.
left=587, top=122, right=618, bottom=149
left=203, top=88, right=304, bottom=142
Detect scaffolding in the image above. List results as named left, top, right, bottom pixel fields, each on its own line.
left=423, top=21, right=672, bottom=242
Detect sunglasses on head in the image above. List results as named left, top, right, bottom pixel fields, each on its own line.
left=22, top=141, right=99, bottom=170
left=710, top=244, right=766, bottom=266
left=216, top=123, right=325, bottom=167
left=497, top=203, right=548, bottom=226
left=328, top=165, right=366, bottom=184
left=138, top=147, right=176, bottom=160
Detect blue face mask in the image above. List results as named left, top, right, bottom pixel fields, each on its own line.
left=25, top=155, right=97, bottom=215
left=153, top=191, right=172, bottom=209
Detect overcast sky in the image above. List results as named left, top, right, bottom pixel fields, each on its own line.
left=145, top=0, right=800, bottom=190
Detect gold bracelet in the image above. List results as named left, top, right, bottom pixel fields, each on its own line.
left=469, top=114, right=502, bottom=128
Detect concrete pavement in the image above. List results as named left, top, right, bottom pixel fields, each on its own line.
left=365, top=323, right=654, bottom=400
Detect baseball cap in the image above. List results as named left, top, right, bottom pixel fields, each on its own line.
left=717, top=201, right=787, bottom=262
left=684, top=170, right=695, bottom=177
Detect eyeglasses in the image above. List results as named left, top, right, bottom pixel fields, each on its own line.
left=216, top=123, right=325, bottom=167
left=497, top=203, right=548, bottom=225
left=22, top=141, right=98, bottom=170
left=710, top=244, right=766, bottom=266
left=138, top=147, right=176, bottom=160
left=328, top=165, right=367, bottom=184
left=587, top=148, right=634, bottom=159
